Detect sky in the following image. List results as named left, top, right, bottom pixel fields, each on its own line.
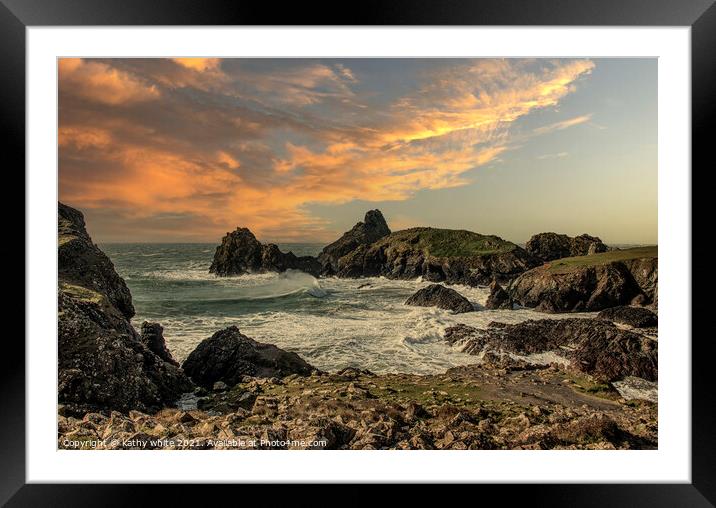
left=58, top=58, right=657, bottom=244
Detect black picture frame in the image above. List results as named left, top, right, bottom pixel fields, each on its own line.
left=3, top=0, right=712, bottom=503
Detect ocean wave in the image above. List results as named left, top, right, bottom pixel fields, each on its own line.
left=123, top=247, right=598, bottom=374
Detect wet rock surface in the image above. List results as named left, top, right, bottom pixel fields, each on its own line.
left=485, top=280, right=512, bottom=310
left=404, top=284, right=474, bottom=313
left=444, top=318, right=657, bottom=383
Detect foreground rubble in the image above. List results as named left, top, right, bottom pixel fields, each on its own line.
left=59, top=362, right=656, bottom=450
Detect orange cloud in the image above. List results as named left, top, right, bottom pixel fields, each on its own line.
left=59, top=58, right=159, bottom=105
left=59, top=58, right=595, bottom=242
left=172, top=58, right=221, bottom=72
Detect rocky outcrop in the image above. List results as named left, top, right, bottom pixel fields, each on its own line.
left=59, top=202, right=134, bottom=319
left=485, top=280, right=512, bottom=310
left=404, top=284, right=474, bottom=313
left=509, top=248, right=658, bottom=313
left=58, top=203, right=192, bottom=415
left=318, top=210, right=391, bottom=275
left=182, top=326, right=316, bottom=389
left=510, top=263, right=640, bottom=313
left=209, top=228, right=321, bottom=277
left=597, top=306, right=658, bottom=328
left=571, top=234, right=609, bottom=256
left=444, top=318, right=657, bottom=383
left=140, top=322, right=179, bottom=366
left=526, top=232, right=608, bottom=262
left=332, top=226, right=539, bottom=285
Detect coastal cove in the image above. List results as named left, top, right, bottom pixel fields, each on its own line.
left=58, top=203, right=658, bottom=450
left=101, top=242, right=599, bottom=374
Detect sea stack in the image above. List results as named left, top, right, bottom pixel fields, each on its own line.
left=209, top=227, right=321, bottom=277
left=318, top=209, right=391, bottom=275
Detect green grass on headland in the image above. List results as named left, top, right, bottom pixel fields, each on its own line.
left=545, top=246, right=657, bottom=273
left=377, top=227, right=518, bottom=258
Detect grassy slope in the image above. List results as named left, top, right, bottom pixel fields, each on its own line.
left=545, top=246, right=657, bottom=273
left=375, top=227, right=518, bottom=258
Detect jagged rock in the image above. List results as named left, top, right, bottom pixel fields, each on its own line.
left=526, top=232, right=608, bottom=262
left=485, top=280, right=512, bottom=309
left=318, top=210, right=391, bottom=275
left=596, top=306, right=658, bottom=328
left=140, top=322, right=179, bottom=366
left=334, top=226, right=539, bottom=285
left=182, top=326, right=315, bottom=389
left=58, top=203, right=193, bottom=415
left=209, top=227, right=320, bottom=277
left=443, top=318, right=657, bottom=382
left=622, top=257, right=658, bottom=305
left=404, top=284, right=474, bottom=313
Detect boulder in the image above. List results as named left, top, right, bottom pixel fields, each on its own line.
left=525, top=232, right=608, bottom=263
left=318, top=210, right=391, bottom=275
left=484, top=280, right=512, bottom=310
left=58, top=203, right=193, bottom=415
left=209, top=227, right=320, bottom=277
left=596, top=306, right=658, bottom=328
left=182, top=326, right=315, bottom=389
left=571, top=234, right=609, bottom=257
left=405, top=284, right=474, bottom=313
left=140, top=322, right=179, bottom=366
left=510, top=262, right=641, bottom=313
left=444, top=318, right=657, bottom=382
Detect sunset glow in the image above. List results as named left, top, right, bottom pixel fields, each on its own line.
left=59, top=58, right=656, bottom=243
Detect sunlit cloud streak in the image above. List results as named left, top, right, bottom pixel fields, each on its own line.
left=59, top=58, right=595, bottom=242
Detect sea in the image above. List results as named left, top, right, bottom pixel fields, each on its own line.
left=102, top=243, right=598, bottom=375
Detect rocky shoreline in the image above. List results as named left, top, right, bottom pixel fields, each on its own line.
left=57, top=202, right=658, bottom=450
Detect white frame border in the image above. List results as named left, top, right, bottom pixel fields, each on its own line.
left=27, top=26, right=690, bottom=483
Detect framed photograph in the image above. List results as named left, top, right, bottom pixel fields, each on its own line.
left=5, top=0, right=713, bottom=502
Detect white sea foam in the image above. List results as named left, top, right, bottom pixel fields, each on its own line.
left=133, top=272, right=596, bottom=375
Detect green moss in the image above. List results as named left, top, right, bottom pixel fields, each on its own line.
left=58, top=234, right=77, bottom=247
left=546, top=246, right=657, bottom=273
left=249, top=375, right=485, bottom=411
left=60, top=282, right=105, bottom=305
left=567, top=374, right=620, bottom=401
left=376, top=228, right=517, bottom=258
